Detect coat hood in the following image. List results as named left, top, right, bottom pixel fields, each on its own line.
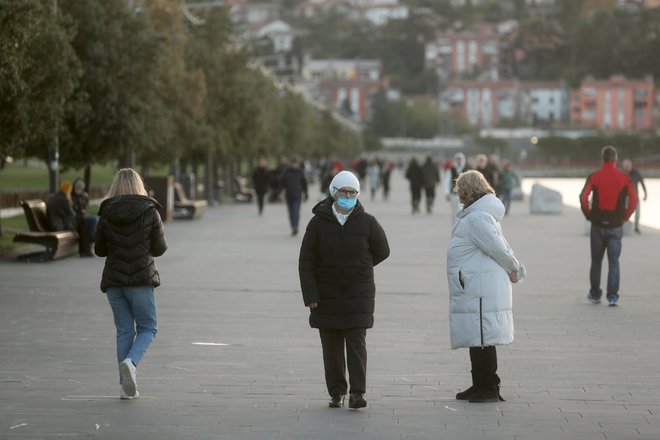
left=458, top=193, right=504, bottom=222
left=99, top=195, right=161, bottom=225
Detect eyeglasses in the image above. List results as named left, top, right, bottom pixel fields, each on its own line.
left=334, top=187, right=358, bottom=198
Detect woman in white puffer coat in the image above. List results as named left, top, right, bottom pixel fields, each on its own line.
left=447, top=170, right=524, bottom=403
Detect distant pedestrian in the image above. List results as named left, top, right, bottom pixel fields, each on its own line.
left=421, top=155, right=440, bottom=213
left=252, top=157, right=270, bottom=215
left=94, top=168, right=167, bottom=400
left=366, top=160, right=381, bottom=201
left=320, top=165, right=339, bottom=199
left=381, top=161, right=394, bottom=200
left=405, top=158, right=423, bottom=214
left=280, top=157, right=308, bottom=236
left=71, top=178, right=97, bottom=257
left=476, top=154, right=500, bottom=196
left=443, top=152, right=468, bottom=223
left=579, top=146, right=638, bottom=307
left=299, top=170, right=390, bottom=410
left=447, top=170, right=524, bottom=403
left=621, top=159, right=648, bottom=233
left=499, top=161, right=520, bottom=216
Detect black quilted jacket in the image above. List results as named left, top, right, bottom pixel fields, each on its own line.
left=299, top=198, right=390, bottom=329
left=95, top=195, right=167, bottom=292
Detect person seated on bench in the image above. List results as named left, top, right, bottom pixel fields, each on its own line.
left=46, top=181, right=77, bottom=233
left=72, top=179, right=97, bottom=257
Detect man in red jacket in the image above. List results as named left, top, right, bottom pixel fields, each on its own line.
left=579, top=146, right=638, bottom=307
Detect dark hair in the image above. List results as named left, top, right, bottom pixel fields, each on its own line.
left=602, top=145, right=617, bottom=162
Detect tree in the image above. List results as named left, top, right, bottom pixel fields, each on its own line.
left=58, top=0, right=185, bottom=178
left=0, top=0, right=79, bottom=162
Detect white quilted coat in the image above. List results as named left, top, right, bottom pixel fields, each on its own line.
left=447, top=194, right=520, bottom=349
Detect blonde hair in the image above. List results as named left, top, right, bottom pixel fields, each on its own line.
left=454, top=170, right=494, bottom=206
left=106, top=168, right=148, bottom=198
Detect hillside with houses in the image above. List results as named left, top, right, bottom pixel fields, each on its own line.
left=186, top=0, right=660, bottom=143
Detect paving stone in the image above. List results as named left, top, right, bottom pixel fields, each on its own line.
left=2, top=172, right=659, bottom=439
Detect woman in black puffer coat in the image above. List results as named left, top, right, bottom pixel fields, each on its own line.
left=299, top=171, right=390, bottom=410
left=95, top=168, right=167, bottom=400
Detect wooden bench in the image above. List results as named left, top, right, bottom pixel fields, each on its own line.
left=13, top=200, right=79, bottom=262
left=173, top=182, right=208, bottom=220
left=233, top=176, right=254, bottom=203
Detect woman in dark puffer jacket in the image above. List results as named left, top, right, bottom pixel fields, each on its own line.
left=299, top=170, right=390, bottom=410
left=95, top=168, right=167, bottom=400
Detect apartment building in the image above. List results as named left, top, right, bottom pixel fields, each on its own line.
left=442, top=79, right=519, bottom=128
left=519, top=81, right=569, bottom=126
left=349, top=0, right=409, bottom=25
left=300, top=59, right=386, bottom=123
left=425, top=24, right=500, bottom=81
left=570, top=75, right=655, bottom=132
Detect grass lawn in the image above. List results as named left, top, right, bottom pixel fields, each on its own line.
left=0, top=163, right=117, bottom=191
left=0, top=204, right=100, bottom=255
left=1, top=162, right=173, bottom=192
left=0, top=214, right=29, bottom=254
left=0, top=159, right=167, bottom=256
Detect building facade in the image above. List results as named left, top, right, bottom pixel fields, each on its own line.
left=425, top=24, right=500, bottom=81
left=570, top=75, right=655, bottom=132
left=300, top=59, right=385, bottom=123
left=442, top=79, right=519, bottom=128
left=519, top=81, right=569, bottom=127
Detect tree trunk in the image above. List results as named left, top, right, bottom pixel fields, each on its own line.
left=205, top=149, right=215, bottom=205
left=83, top=164, right=91, bottom=192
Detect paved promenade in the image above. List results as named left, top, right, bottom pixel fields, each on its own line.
left=1, top=171, right=659, bottom=440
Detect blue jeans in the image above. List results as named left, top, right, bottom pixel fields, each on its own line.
left=589, top=225, right=623, bottom=301
left=286, top=197, right=302, bottom=230
left=106, top=286, right=158, bottom=380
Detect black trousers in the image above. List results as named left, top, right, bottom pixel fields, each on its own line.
left=410, top=187, right=421, bottom=212
left=319, top=328, right=367, bottom=396
left=424, top=185, right=436, bottom=210
left=469, top=346, right=500, bottom=389
left=256, top=191, right=266, bottom=214
left=76, top=217, right=92, bottom=256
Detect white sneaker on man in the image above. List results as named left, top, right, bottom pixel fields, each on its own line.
left=119, top=359, right=137, bottom=397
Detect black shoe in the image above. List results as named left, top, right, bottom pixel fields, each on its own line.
left=455, top=385, right=478, bottom=400
left=348, top=392, right=367, bottom=409
left=635, top=228, right=641, bottom=234
left=328, top=395, right=344, bottom=408
left=291, top=228, right=298, bottom=236
left=468, top=387, right=503, bottom=403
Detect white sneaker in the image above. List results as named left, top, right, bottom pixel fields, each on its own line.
left=120, top=387, right=140, bottom=400
left=119, top=359, right=137, bottom=397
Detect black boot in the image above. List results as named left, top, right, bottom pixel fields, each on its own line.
left=468, top=372, right=504, bottom=402
left=456, top=371, right=479, bottom=400
left=467, top=346, right=504, bottom=403
left=468, top=386, right=500, bottom=403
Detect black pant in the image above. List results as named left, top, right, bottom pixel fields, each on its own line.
left=256, top=191, right=266, bottom=214
left=319, top=328, right=367, bottom=396
left=424, top=186, right=436, bottom=212
left=410, top=187, right=421, bottom=212
left=469, top=346, right=500, bottom=389
left=76, top=217, right=91, bottom=256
